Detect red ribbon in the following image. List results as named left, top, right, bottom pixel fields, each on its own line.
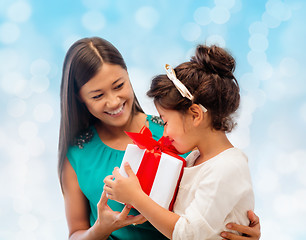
left=125, top=126, right=186, bottom=210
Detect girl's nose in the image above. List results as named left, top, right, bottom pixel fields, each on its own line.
left=163, top=129, right=168, bottom=138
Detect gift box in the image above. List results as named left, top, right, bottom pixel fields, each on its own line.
left=119, top=126, right=186, bottom=210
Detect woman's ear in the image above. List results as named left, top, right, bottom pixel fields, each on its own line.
left=188, top=104, right=204, bottom=127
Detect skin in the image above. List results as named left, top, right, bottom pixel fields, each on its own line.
left=62, top=63, right=147, bottom=240
left=104, top=104, right=260, bottom=239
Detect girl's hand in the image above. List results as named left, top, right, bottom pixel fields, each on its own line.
left=93, top=190, right=146, bottom=235
left=220, top=210, right=261, bottom=240
left=104, top=162, right=143, bottom=205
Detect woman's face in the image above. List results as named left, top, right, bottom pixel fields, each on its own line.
left=79, top=63, right=135, bottom=128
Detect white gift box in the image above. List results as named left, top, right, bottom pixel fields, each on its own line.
left=119, top=144, right=185, bottom=210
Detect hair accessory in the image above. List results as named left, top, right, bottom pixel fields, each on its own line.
left=165, top=64, right=207, bottom=113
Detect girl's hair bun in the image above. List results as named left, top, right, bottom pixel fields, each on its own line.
left=191, top=44, right=236, bottom=78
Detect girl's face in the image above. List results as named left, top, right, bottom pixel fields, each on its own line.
left=79, top=63, right=135, bottom=128
left=156, top=104, right=194, bottom=154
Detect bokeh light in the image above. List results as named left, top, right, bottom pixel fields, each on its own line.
left=1, top=1, right=305, bottom=239
left=135, top=6, right=159, bottom=29
left=7, top=1, right=32, bottom=23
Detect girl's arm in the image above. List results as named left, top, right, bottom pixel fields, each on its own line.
left=105, top=161, right=259, bottom=240
left=62, top=158, right=145, bottom=240
left=104, top=162, right=179, bottom=239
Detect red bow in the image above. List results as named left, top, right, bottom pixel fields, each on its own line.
left=125, top=126, right=182, bottom=155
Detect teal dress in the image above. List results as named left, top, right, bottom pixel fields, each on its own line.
left=67, top=115, right=187, bottom=240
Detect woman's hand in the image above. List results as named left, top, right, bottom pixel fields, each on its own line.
left=104, top=162, right=143, bottom=205
left=92, top=190, right=146, bottom=236
left=220, top=210, right=261, bottom=240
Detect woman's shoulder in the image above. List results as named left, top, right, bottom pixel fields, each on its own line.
left=72, top=127, right=95, bottom=149
left=67, top=126, right=98, bottom=157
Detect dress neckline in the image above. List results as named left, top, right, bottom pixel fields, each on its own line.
left=92, top=115, right=151, bottom=152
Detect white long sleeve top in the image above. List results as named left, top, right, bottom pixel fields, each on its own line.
left=172, top=148, right=254, bottom=240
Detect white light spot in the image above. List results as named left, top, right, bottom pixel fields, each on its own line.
left=266, top=0, right=292, bottom=22
left=210, top=6, right=230, bottom=24
left=262, top=12, right=281, bottom=28
left=206, top=35, right=226, bottom=47
left=249, top=21, right=269, bottom=36
left=81, top=0, right=109, bottom=9
left=18, top=214, right=39, bottom=232
left=30, top=76, right=50, bottom=93
left=239, top=73, right=260, bottom=91
left=16, top=81, right=33, bottom=99
left=274, top=194, right=299, bottom=217
left=249, top=33, right=268, bottom=51
left=249, top=89, right=266, bottom=107
left=231, top=0, right=242, bottom=13
left=33, top=103, right=54, bottom=122
left=0, top=49, right=20, bottom=73
left=263, top=79, right=286, bottom=101
left=253, top=61, right=273, bottom=80
left=194, top=7, right=211, bottom=26
left=7, top=143, right=30, bottom=162
left=228, top=126, right=250, bottom=149
left=247, top=50, right=267, bottom=66
left=1, top=72, right=27, bottom=95
left=181, top=22, right=201, bottom=42
left=30, top=59, right=51, bottom=76
left=7, top=1, right=32, bottom=23
left=279, top=57, right=299, bottom=77
left=82, top=11, right=105, bottom=32
left=0, top=22, right=20, bottom=44
left=18, top=121, right=38, bottom=140
left=256, top=169, right=280, bottom=194
left=7, top=98, right=27, bottom=118
left=26, top=137, right=45, bottom=157
left=13, top=196, right=33, bottom=214
left=240, top=94, right=258, bottom=115
left=214, top=0, right=236, bottom=9
left=135, top=6, right=159, bottom=29
left=274, top=152, right=299, bottom=175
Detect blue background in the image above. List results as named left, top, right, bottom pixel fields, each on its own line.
left=0, top=0, right=305, bottom=239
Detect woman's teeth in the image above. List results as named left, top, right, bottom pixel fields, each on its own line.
left=106, top=105, right=124, bottom=115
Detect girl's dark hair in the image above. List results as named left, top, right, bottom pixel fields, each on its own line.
left=58, top=37, right=143, bottom=186
left=147, top=44, right=240, bottom=132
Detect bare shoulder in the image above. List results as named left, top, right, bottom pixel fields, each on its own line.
left=62, top=158, right=91, bottom=236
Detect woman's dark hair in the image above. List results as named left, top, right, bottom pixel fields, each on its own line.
left=147, top=44, right=240, bottom=132
left=58, top=37, right=143, bottom=186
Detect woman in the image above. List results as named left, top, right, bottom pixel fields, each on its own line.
left=58, top=37, right=261, bottom=240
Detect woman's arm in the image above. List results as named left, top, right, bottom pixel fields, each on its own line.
left=220, top=210, right=261, bottom=240
left=62, top=158, right=145, bottom=240
left=104, top=163, right=180, bottom=239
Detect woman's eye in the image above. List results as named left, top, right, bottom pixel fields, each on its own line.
left=163, top=121, right=168, bottom=126
left=114, top=82, right=124, bottom=89
left=92, top=93, right=103, bottom=99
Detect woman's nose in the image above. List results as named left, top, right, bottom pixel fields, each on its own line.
left=105, top=93, right=120, bottom=108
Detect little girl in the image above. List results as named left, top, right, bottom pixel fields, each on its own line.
left=104, top=44, right=255, bottom=240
